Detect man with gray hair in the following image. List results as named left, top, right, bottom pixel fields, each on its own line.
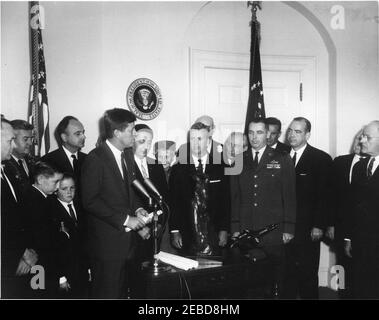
left=344, top=120, right=379, bottom=299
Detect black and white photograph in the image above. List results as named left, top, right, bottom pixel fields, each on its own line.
left=1, top=0, right=378, bottom=302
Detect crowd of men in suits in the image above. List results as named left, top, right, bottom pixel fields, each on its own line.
left=1, top=110, right=379, bottom=299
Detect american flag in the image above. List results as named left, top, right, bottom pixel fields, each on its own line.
left=244, top=6, right=266, bottom=134
left=28, top=1, right=50, bottom=157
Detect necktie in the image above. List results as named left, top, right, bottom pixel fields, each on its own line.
left=292, top=152, right=297, bottom=167
left=140, top=160, right=148, bottom=179
left=121, top=152, right=131, bottom=205
left=18, top=159, right=29, bottom=177
left=67, top=204, right=77, bottom=221
left=253, top=151, right=259, bottom=169
left=197, top=158, right=203, bottom=173
left=367, top=157, right=375, bottom=178
left=71, top=154, right=78, bottom=173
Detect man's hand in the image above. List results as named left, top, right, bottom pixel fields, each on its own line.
left=325, top=226, right=335, bottom=240
left=344, top=240, right=352, bottom=258
left=138, top=226, right=151, bottom=240
left=136, top=208, right=149, bottom=219
left=171, top=232, right=182, bottom=249
left=23, top=248, right=38, bottom=266
left=60, top=280, right=71, bottom=292
left=311, top=227, right=323, bottom=241
left=16, top=248, right=39, bottom=276
left=232, top=231, right=240, bottom=238
left=125, top=216, right=146, bottom=231
left=218, top=230, right=228, bottom=247
left=15, top=259, right=31, bottom=276
left=283, top=233, right=294, bottom=244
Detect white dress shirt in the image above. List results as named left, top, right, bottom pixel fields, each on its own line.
left=191, top=153, right=209, bottom=173
left=367, top=155, right=379, bottom=176
left=251, top=145, right=267, bottom=164
left=58, top=199, right=77, bottom=220
left=134, top=155, right=149, bottom=178
left=62, top=145, right=78, bottom=169
left=1, top=165, right=18, bottom=202
left=290, top=143, right=307, bottom=167
left=349, top=154, right=364, bottom=184
left=12, top=154, right=29, bottom=177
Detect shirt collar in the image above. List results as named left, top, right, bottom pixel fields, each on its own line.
left=134, top=155, right=147, bottom=167
left=11, top=154, right=22, bottom=162
left=251, top=145, right=267, bottom=156
left=192, top=153, right=208, bottom=165
left=62, top=145, right=78, bottom=159
left=291, top=143, right=307, bottom=158
left=32, top=185, right=48, bottom=198
left=271, top=143, right=278, bottom=150
left=106, top=139, right=123, bottom=159
left=58, top=198, right=73, bottom=207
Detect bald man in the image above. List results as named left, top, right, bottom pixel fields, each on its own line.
left=344, top=121, right=379, bottom=299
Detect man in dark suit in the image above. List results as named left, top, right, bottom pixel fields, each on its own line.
left=177, top=115, right=223, bottom=165
left=230, top=118, right=296, bottom=298
left=41, top=116, right=86, bottom=204
left=329, top=129, right=366, bottom=298
left=3, top=120, right=35, bottom=194
left=81, top=108, right=148, bottom=299
left=50, top=173, right=88, bottom=298
left=1, top=118, right=38, bottom=298
left=23, top=161, right=63, bottom=298
left=266, top=117, right=291, bottom=154
left=170, top=122, right=230, bottom=256
left=344, top=121, right=379, bottom=299
left=287, top=117, right=333, bottom=299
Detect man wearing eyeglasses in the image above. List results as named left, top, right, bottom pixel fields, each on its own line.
left=344, top=120, right=379, bottom=299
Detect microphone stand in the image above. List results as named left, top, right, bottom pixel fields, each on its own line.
left=142, top=198, right=171, bottom=276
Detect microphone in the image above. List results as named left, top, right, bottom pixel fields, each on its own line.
left=143, top=178, right=163, bottom=202
left=132, top=179, right=153, bottom=206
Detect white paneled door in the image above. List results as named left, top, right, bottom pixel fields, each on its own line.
left=190, top=49, right=316, bottom=145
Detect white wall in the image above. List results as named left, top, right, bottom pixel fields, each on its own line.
left=2, top=1, right=377, bottom=156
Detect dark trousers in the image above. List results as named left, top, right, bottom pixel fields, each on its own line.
left=334, top=238, right=354, bottom=299
left=352, top=240, right=379, bottom=299
left=89, top=258, right=130, bottom=299
left=285, top=240, right=320, bottom=299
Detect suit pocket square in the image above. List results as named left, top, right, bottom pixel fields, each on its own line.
left=209, top=180, right=221, bottom=183
left=299, top=173, right=307, bottom=176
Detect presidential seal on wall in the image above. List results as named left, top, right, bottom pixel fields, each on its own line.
left=126, top=78, right=163, bottom=120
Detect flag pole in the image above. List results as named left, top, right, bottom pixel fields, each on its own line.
left=244, top=1, right=265, bottom=134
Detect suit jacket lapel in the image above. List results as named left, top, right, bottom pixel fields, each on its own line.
left=102, top=144, right=128, bottom=198
left=58, top=147, right=74, bottom=173
left=295, top=144, right=311, bottom=171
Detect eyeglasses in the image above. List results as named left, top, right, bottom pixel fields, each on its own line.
left=360, top=134, right=379, bottom=141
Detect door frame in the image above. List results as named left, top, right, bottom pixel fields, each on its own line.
left=189, top=48, right=319, bottom=145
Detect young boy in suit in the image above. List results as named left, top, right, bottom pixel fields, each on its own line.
left=51, top=173, right=88, bottom=298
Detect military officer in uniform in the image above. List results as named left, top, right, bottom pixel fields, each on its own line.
left=230, top=118, right=296, bottom=298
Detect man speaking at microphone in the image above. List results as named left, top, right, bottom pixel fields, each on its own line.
left=81, top=108, right=149, bottom=299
